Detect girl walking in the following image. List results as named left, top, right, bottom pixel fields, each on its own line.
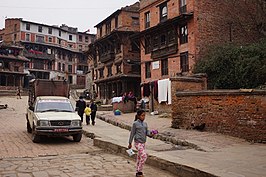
left=128, top=109, right=154, bottom=177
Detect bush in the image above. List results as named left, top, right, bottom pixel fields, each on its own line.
left=193, top=39, right=266, bottom=89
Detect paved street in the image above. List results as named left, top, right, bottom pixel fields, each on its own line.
left=0, top=96, right=176, bottom=177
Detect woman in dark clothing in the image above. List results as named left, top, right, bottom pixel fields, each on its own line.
left=76, top=96, right=86, bottom=123
left=90, top=100, right=97, bottom=125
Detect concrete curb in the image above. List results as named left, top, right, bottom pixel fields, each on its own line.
left=82, top=114, right=217, bottom=177
left=89, top=134, right=217, bottom=177
left=97, top=114, right=205, bottom=151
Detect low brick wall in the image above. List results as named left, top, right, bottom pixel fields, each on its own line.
left=112, top=100, right=135, bottom=113
left=155, top=74, right=207, bottom=114
left=172, top=90, right=266, bottom=143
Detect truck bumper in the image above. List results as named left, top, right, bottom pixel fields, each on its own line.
left=35, top=127, right=82, bottom=136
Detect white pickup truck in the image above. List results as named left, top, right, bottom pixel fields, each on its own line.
left=26, top=79, right=82, bottom=143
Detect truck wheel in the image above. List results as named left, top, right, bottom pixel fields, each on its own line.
left=27, top=121, right=32, bottom=133
left=32, top=125, right=41, bottom=143
left=73, top=133, right=82, bottom=142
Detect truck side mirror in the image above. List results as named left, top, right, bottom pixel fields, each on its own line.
left=29, top=106, right=34, bottom=111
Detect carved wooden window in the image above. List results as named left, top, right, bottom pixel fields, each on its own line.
left=153, top=36, right=159, bottom=49
left=47, top=62, right=52, bottom=70
left=62, top=63, right=65, bottom=71
left=58, top=62, right=61, bottom=71
left=36, top=35, right=44, bottom=43
left=69, top=35, right=72, bottom=41
left=180, top=24, right=188, bottom=44
left=107, top=65, right=112, bottom=77
left=161, top=58, right=168, bottom=76
left=99, top=68, right=104, bottom=78
left=145, top=62, right=151, bottom=78
left=26, top=34, right=30, bottom=41
left=78, top=35, right=82, bottom=42
left=38, top=26, right=42, bottom=33
left=160, top=34, right=166, bottom=46
left=180, top=0, right=187, bottom=14
left=68, top=65, right=72, bottom=73
left=168, top=30, right=176, bottom=44
left=145, top=11, right=150, bottom=28
left=160, top=2, right=168, bottom=22
left=116, top=63, right=121, bottom=74
left=48, top=27, right=52, bottom=34
left=180, top=52, right=189, bottom=72
left=26, top=23, right=30, bottom=31
left=106, top=21, right=111, bottom=35
left=145, top=36, right=151, bottom=54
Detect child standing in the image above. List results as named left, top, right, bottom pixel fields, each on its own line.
left=84, top=103, right=91, bottom=125
left=128, top=109, right=154, bottom=177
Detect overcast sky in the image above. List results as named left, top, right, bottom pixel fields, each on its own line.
left=0, top=0, right=138, bottom=34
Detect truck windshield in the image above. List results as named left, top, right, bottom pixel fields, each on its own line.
left=35, top=100, right=74, bottom=113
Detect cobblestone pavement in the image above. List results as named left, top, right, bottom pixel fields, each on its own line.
left=0, top=153, right=176, bottom=177
left=0, top=96, right=97, bottom=158
left=0, top=96, right=176, bottom=177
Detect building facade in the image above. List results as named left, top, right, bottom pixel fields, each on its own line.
left=0, top=43, right=29, bottom=89
left=2, top=18, right=95, bottom=88
left=137, top=0, right=263, bottom=112
left=88, top=2, right=141, bottom=101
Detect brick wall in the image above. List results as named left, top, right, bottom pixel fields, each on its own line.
left=3, top=19, right=21, bottom=44
left=154, top=74, right=207, bottom=113
left=194, top=0, right=262, bottom=59
left=172, top=90, right=266, bottom=142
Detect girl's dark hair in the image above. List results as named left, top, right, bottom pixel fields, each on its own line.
left=134, top=109, right=145, bottom=121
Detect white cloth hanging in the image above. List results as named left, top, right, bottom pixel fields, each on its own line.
left=158, top=78, right=172, bottom=104
left=158, top=79, right=168, bottom=103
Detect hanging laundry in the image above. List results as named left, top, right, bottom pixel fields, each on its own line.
left=158, top=79, right=168, bottom=103
left=158, top=78, right=172, bottom=104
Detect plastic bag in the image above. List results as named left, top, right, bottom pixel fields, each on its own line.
left=126, top=149, right=135, bottom=156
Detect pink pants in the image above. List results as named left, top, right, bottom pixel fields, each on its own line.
left=135, top=142, right=147, bottom=173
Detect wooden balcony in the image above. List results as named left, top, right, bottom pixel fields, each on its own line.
left=23, top=50, right=55, bottom=60
left=151, top=43, right=178, bottom=59
left=99, top=51, right=115, bottom=63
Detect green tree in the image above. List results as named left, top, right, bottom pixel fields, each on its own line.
left=193, top=40, right=266, bottom=89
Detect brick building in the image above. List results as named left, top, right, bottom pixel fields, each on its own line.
left=136, top=0, right=263, bottom=112
left=0, top=43, right=29, bottom=89
left=88, top=2, right=141, bottom=100
left=1, top=18, right=95, bottom=88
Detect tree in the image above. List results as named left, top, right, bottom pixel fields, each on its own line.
left=193, top=39, right=266, bottom=89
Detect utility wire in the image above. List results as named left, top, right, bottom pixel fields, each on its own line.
left=0, top=5, right=115, bottom=10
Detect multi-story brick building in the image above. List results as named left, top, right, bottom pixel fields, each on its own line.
left=136, top=0, right=263, bottom=112
left=88, top=2, right=141, bottom=100
left=0, top=43, right=29, bottom=89
left=1, top=18, right=95, bottom=87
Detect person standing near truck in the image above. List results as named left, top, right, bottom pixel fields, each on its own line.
left=76, top=96, right=86, bottom=124
left=90, top=100, right=97, bottom=125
